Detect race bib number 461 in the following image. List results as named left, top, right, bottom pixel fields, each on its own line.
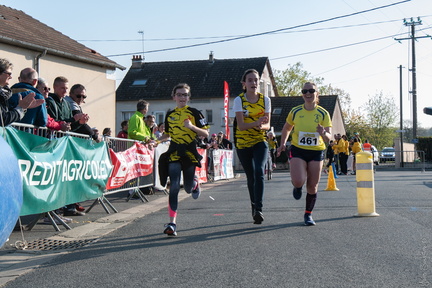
left=298, top=131, right=319, bottom=146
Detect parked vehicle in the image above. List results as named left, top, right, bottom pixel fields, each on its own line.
left=371, top=145, right=379, bottom=165
left=380, top=147, right=395, bottom=163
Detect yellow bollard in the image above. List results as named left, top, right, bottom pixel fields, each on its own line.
left=324, top=163, right=339, bottom=191
left=354, top=152, right=379, bottom=217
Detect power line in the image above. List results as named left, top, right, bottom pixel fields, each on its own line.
left=270, top=26, right=430, bottom=61
left=105, top=0, right=412, bottom=57
left=312, top=42, right=398, bottom=76
left=78, top=18, right=410, bottom=43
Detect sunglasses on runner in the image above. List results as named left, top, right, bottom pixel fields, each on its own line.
left=301, top=89, right=316, bottom=94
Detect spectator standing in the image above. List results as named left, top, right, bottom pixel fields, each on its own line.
left=63, top=84, right=99, bottom=141
left=46, top=78, right=88, bottom=217
left=154, top=123, right=165, bottom=140
left=217, top=131, right=233, bottom=150
left=144, top=114, right=157, bottom=140
left=128, top=99, right=154, bottom=145
left=351, top=138, right=362, bottom=175
left=0, top=58, right=43, bottom=127
left=36, top=78, right=70, bottom=131
left=277, top=82, right=332, bottom=226
left=332, top=133, right=342, bottom=174
left=117, top=120, right=128, bottom=139
left=102, top=127, right=112, bottom=136
left=10, top=68, right=47, bottom=127
left=266, top=131, right=278, bottom=169
left=158, top=83, right=209, bottom=236
left=363, top=139, right=372, bottom=152
left=45, top=77, right=87, bottom=136
left=339, top=135, right=349, bottom=175
left=233, top=69, right=271, bottom=225
left=324, top=140, right=335, bottom=174
left=353, top=132, right=362, bottom=144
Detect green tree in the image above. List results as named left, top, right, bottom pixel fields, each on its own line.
left=273, top=62, right=324, bottom=96
left=363, top=91, right=399, bottom=149
left=320, top=84, right=352, bottom=120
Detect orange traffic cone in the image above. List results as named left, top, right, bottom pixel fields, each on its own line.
left=324, top=164, right=339, bottom=191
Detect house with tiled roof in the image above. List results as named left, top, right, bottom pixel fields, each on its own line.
left=116, top=53, right=278, bottom=137
left=0, top=5, right=125, bottom=131
left=116, top=53, right=345, bottom=139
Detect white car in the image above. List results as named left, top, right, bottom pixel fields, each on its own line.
left=370, top=145, right=379, bottom=165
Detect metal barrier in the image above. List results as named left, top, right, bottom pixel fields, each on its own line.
left=376, top=150, right=427, bottom=171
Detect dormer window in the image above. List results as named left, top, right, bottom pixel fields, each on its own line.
left=272, top=108, right=282, bottom=115
left=132, top=79, right=147, bottom=86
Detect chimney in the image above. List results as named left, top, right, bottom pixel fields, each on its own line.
left=209, top=51, right=214, bottom=63
left=131, top=55, right=143, bottom=69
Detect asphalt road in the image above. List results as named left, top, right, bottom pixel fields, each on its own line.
left=1, top=170, right=432, bottom=288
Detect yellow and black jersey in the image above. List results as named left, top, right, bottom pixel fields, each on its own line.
left=234, top=93, right=268, bottom=149
left=267, top=138, right=278, bottom=150
left=165, top=105, right=209, bottom=162
left=286, top=104, right=332, bottom=151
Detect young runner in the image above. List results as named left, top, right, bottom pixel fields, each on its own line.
left=158, top=83, right=209, bottom=236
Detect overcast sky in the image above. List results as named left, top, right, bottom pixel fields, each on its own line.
left=2, top=0, right=432, bottom=128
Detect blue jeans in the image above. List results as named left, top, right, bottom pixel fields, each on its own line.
left=236, top=141, right=268, bottom=211
left=168, top=162, right=196, bottom=212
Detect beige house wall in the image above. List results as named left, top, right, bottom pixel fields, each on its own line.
left=0, top=43, right=117, bottom=133
left=330, top=101, right=346, bottom=137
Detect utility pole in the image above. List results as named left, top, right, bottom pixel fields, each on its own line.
left=395, top=17, right=431, bottom=141
left=399, top=65, right=404, bottom=167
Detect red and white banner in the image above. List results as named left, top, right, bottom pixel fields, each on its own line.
left=195, top=148, right=208, bottom=183
left=223, top=81, right=230, bottom=140
left=106, top=142, right=154, bottom=190
left=212, top=149, right=234, bottom=181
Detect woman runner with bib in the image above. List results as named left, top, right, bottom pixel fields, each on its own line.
left=277, top=82, right=332, bottom=226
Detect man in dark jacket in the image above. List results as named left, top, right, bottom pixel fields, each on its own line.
left=10, top=67, right=48, bottom=127
left=0, top=58, right=43, bottom=127
left=45, top=77, right=95, bottom=138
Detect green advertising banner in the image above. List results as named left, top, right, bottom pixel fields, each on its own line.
left=2, top=127, right=112, bottom=216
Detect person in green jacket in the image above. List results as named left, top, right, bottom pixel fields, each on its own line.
left=128, top=99, right=155, bottom=145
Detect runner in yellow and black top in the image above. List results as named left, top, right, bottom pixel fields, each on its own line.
left=277, top=82, right=332, bottom=226
left=158, top=83, right=209, bottom=236
left=266, top=131, right=278, bottom=169
left=233, top=69, right=271, bottom=225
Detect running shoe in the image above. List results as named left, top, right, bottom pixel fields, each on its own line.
left=253, top=211, right=264, bottom=224
left=191, top=175, right=201, bottom=199
left=163, top=223, right=177, bottom=236
left=293, top=187, right=302, bottom=200
left=75, top=203, right=85, bottom=212
left=304, top=213, right=316, bottom=226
